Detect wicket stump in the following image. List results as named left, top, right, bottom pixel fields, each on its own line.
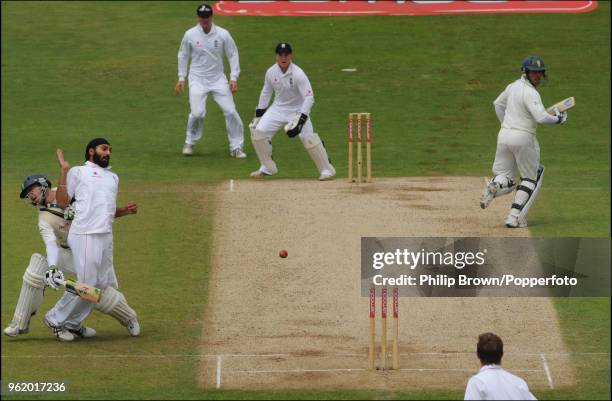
left=368, top=286, right=399, bottom=370
left=348, top=113, right=372, bottom=183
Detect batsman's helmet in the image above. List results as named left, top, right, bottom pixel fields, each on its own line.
left=521, top=55, right=547, bottom=77
left=20, top=174, right=51, bottom=198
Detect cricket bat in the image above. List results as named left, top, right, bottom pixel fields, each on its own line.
left=60, top=279, right=102, bottom=302
left=546, top=97, right=575, bottom=115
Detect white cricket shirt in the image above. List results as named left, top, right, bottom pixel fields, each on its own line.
left=178, top=23, right=240, bottom=84
left=66, top=161, right=118, bottom=235
left=257, top=62, right=314, bottom=115
left=464, top=365, right=537, bottom=400
left=493, top=75, right=558, bottom=135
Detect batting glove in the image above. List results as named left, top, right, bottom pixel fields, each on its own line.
left=555, top=110, right=568, bottom=125
left=255, top=108, right=267, bottom=118
left=44, top=267, right=65, bottom=290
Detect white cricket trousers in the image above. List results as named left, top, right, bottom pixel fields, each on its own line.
left=45, top=232, right=118, bottom=330
left=492, top=128, right=540, bottom=181
left=255, top=105, right=315, bottom=141
left=185, top=78, right=244, bottom=151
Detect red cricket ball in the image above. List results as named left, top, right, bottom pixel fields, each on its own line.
left=279, top=249, right=288, bottom=258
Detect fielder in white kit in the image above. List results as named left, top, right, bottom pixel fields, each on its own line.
left=43, top=139, right=140, bottom=341
left=249, top=42, right=336, bottom=180
left=480, top=56, right=567, bottom=228
left=175, top=4, right=245, bottom=158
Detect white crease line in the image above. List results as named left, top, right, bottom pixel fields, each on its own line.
left=231, top=368, right=366, bottom=374
left=2, top=352, right=608, bottom=359
left=228, top=367, right=543, bottom=374
left=229, top=179, right=234, bottom=192
left=541, top=353, right=554, bottom=389
left=216, top=355, right=222, bottom=389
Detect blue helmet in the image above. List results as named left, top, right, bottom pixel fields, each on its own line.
left=20, top=174, right=51, bottom=198
left=521, top=55, right=546, bottom=77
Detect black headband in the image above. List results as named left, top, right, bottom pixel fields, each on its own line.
left=85, top=138, right=110, bottom=161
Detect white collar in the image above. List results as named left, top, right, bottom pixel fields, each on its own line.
left=479, top=364, right=502, bottom=372
left=521, top=75, right=536, bottom=89
left=276, top=62, right=293, bottom=75
left=85, top=161, right=112, bottom=170
left=198, top=23, right=216, bottom=35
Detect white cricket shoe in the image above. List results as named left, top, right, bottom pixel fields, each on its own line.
left=69, top=326, right=97, bottom=339
left=319, top=169, right=336, bottom=181
left=505, top=214, right=528, bottom=228
left=182, top=143, right=193, bottom=156
left=250, top=169, right=271, bottom=178
left=230, top=148, right=247, bottom=159
left=44, top=317, right=75, bottom=342
left=127, top=318, right=140, bottom=337
left=3, top=324, right=20, bottom=337
left=480, top=178, right=497, bottom=209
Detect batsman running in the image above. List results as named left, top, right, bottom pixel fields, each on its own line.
left=249, top=42, right=335, bottom=180
left=4, top=149, right=140, bottom=341
left=480, top=56, right=568, bottom=228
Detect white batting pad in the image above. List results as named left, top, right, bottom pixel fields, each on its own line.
left=250, top=130, right=278, bottom=175
left=7, top=253, right=48, bottom=333
left=95, top=286, right=137, bottom=326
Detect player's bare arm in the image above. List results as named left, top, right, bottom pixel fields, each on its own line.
left=115, top=201, right=138, bottom=218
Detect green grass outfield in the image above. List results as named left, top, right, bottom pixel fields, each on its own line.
left=2, top=1, right=610, bottom=399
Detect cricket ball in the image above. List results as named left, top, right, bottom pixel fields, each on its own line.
left=279, top=249, right=288, bottom=258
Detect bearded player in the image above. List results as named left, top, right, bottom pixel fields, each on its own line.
left=4, top=149, right=140, bottom=341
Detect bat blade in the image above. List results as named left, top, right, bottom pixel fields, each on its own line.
left=546, top=97, right=575, bottom=114
left=63, top=279, right=102, bottom=302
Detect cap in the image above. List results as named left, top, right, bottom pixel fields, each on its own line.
left=197, top=4, right=213, bottom=17
left=85, top=137, right=111, bottom=161
left=275, top=42, right=293, bottom=54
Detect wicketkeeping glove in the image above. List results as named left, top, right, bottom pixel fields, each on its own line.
left=285, top=113, right=308, bottom=138
left=44, top=266, right=65, bottom=290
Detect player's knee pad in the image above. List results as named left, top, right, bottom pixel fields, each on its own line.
left=516, top=165, right=544, bottom=221
left=10, top=253, right=48, bottom=332
left=95, top=286, right=137, bottom=326
left=492, top=175, right=516, bottom=197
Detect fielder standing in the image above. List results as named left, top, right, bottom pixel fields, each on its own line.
left=464, top=333, right=537, bottom=400
left=480, top=56, right=567, bottom=228
left=43, top=139, right=140, bottom=341
left=175, top=4, right=246, bottom=158
left=249, top=42, right=336, bottom=180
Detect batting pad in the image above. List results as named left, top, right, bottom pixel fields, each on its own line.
left=302, top=134, right=334, bottom=174
left=250, top=130, right=278, bottom=175
left=95, top=286, right=137, bottom=326
left=10, top=253, right=48, bottom=332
